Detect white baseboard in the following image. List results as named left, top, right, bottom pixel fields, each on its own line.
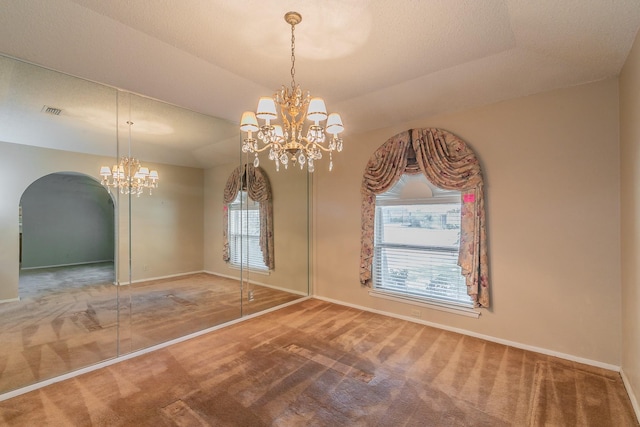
left=117, top=270, right=206, bottom=286
left=368, top=289, right=480, bottom=318
left=0, top=296, right=310, bottom=403
left=21, top=260, right=114, bottom=270
left=621, top=368, right=640, bottom=423
left=114, top=271, right=308, bottom=297
left=226, top=265, right=271, bottom=276
left=204, top=270, right=240, bottom=281
left=313, top=295, right=621, bottom=372
left=203, top=270, right=308, bottom=296
left=0, top=297, right=20, bottom=304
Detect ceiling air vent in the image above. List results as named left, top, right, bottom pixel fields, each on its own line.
left=42, top=105, right=62, bottom=116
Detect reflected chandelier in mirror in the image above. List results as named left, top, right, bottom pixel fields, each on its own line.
left=100, top=155, right=159, bottom=197
left=99, top=119, right=159, bottom=197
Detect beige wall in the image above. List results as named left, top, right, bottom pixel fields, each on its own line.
left=204, top=159, right=310, bottom=295
left=122, top=160, right=204, bottom=282
left=314, top=78, right=621, bottom=366
left=620, top=28, right=640, bottom=413
left=0, top=141, right=205, bottom=300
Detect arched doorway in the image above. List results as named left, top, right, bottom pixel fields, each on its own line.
left=19, top=172, right=115, bottom=298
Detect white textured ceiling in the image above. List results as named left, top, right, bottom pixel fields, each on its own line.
left=0, top=0, right=639, bottom=166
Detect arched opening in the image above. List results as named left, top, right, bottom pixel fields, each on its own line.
left=18, top=172, right=115, bottom=298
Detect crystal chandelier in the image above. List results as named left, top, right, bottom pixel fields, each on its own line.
left=240, top=11, right=344, bottom=172
left=99, top=121, right=159, bottom=197
left=99, top=156, right=159, bottom=196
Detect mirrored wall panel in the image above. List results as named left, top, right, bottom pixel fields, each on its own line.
left=0, top=54, right=310, bottom=395
left=207, top=154, right=310, bottom=317
left=0, top=55, right=121, bottom=392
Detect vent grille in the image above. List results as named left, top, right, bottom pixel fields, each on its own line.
left=42, top=105, right=62, bottom=116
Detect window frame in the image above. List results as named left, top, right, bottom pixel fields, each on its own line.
left=370, top=174, right=479, bottom=317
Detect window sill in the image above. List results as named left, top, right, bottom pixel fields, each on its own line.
left=227, top=264, right=271, bottom=276
left=368, top=290, right=480, bottom=319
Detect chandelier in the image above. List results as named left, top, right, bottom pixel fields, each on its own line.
left=240, top=11, right=344, bottom=173
left=99, top=121, right=159, bottom=197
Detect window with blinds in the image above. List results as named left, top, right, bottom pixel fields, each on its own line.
left=228, top=191, right=268, bottom=271
left=373, top=174, right=472, bottom=307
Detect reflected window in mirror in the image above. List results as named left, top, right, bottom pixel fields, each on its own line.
left=228, top=191, right=269, bottom=271
left=222, top=164, right=274, bottom=271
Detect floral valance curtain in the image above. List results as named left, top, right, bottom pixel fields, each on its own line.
left=223, top=164, right=274, bottom=270
left=360, top=128, right=489, bottom=307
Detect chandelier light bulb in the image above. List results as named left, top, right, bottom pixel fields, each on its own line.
left=256, top=97, right=278, bottom=121
left=326, top=113, right=344, bottom=135
left=240, top=111, right=259, bottom=132
left=307, top=98, right=328, bottom=123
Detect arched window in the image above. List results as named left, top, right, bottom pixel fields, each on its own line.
left=223, top=164, right=274, bottom=271
left=361, top=128, right=489, bottom=308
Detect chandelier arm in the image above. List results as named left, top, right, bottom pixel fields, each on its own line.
left=252, top=143, right=283, bottom=153
left=300, top=137, right=335, bottom=152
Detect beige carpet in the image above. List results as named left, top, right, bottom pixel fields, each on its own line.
left=0, top=299, right=636, bottom=426
left=18, top=262, right=116, bottom=298
left=0, top=269, right=302, bottom=395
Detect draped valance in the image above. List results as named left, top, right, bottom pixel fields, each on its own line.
left=360, top=128, right=489, bottom=307
left=223, top=164, right=274, bottom=270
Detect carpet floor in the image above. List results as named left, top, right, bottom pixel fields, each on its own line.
left=0, top=265, right=302, bottom=395
left=0, top=299, right=636, bottom=426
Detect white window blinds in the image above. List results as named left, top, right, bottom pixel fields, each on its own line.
left=228, top=191, right=268, bottom=271
left=373, top=175, right=472, bottom=306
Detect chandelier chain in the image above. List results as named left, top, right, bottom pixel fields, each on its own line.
left=290, top=21, right=296, bottom=89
